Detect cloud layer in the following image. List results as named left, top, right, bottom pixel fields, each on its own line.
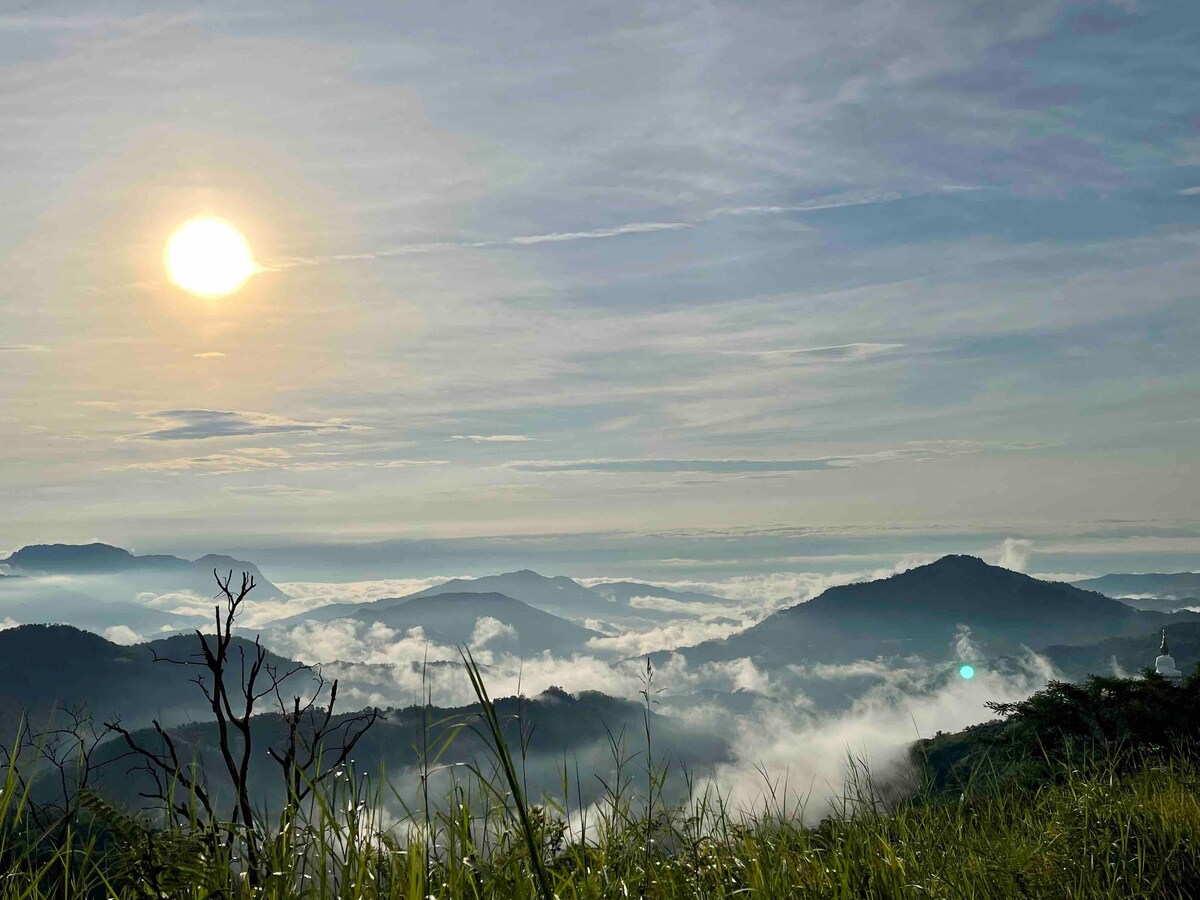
left=1, top=0, right=1198, bottom=561
left=133, top=410, right=359, bottom=441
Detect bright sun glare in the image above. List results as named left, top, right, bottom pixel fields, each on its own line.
left=165, top=217, right=256, bottom=298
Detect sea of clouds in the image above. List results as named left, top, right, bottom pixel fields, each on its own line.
left=0, top=539, right=1076, bottom=820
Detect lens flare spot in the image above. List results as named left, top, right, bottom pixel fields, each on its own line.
left=959, top=664, right=976, bottom=680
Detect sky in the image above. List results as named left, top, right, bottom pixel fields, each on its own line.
left=2, top=0, right=1199, bottom=581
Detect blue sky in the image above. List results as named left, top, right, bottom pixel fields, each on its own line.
left=1, top=0, right=1198, bottom=579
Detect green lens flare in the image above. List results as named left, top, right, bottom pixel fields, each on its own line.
left=959, top=664, right=976, bottom=680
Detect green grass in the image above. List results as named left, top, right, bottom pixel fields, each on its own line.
left=5, top=662, right=1200, bottom=898
left=5, top=749, right=1200, bottom=897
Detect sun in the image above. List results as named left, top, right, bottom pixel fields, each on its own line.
left=165, top=217, right=257, bottom=298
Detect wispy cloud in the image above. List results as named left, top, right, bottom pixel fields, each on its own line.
left=127, top=453, right=285, bottom=474
left=124, top=451, right=447, bottom=474
left=585, top=616, right=753, bottom=656
left=704, top=188, right=916, bottom=219
left=507, top=221, right=689, bottom=245
left=720, top=342, right=905, bottom=362
left=193, top=351, right=226, bottom=359
left=507, top=442, right=1007, bottom=476
left=132, top=409, right=360, bottom=441
left=511, top=458, right=843, bottom=475
left=263, top=189, right=931, bottom=271
left=451, top=434, right=538, bottom=443
left=222, top=484, right=334, bottom=498
left=0, top=344, right=50, bottom=352
left=370, top=459, right=450, bottom=469
left=263, top=227, right=692, bottom=269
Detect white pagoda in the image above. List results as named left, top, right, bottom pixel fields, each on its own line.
left=1154, top=629, right=1183, bottom=681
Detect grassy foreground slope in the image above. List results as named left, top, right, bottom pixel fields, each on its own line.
left=4, top=671, right=1200, bottom=898
left=2, top=754, right=1198, bottom=898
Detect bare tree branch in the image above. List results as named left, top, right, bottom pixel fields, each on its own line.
left=103, top=568, right=380, bottom=885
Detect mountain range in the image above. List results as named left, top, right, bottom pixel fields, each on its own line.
left=282, top=568, right=727, bottom=630
left=8, top=543, right=1196, bottom=675
left=6, top=547, right=1199, bottom=824
left=0, top=577, right=203, bottom=634
left=663, top=555, right=1196, bottom=668
left=1, top=542, right=286, bottom=599
left=402, top=570, right=619, bottom=621
left=341, top=591, right=601, bottom=654
left=0, top=544, right=729, bottom=649
left=87, top=686, right=731, bottom=817
left=1071, top=572, right=1200, bottom=603
left=587, top=580, right=734, bottom=611
left=0, top=624, right=318, bottom=739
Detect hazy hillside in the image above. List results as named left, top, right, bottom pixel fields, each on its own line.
left=914, top=670, right=1200, bottom=799
left=1043, top=623, right=1200, bottom=679
left=1072, top=572, right=1200, bottom=601
left=2, top=543, right=287, bottom=599
left=89, top=686, right=730, bottom=815
left=0, top=625, right=317, bottom=736
left=1106, top=595, right=1199, bottom=614
left=401, top=570, right=615, bottom=621
left=344, top=591, right=602, bottom=653
left=589, top=581, right=734, bottom=610
left=666, top=555, right=1154, bottom=668
left=0, top=577, right=202, bottom=633
left=284, top=569, right=698, bottom=627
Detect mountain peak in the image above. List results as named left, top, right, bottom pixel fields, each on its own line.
left=499, top=569, right=583, bottom=587
left=670, top=552, right=1143, bottom=669
left=9, top=541, right=131, bottom=556
left=804, top=552, right=1131, bottom=624
left=872, top=554, right=1034, bottom=590
left=406, top=570, right=611, bottom=621
left=4, top=543, right=135, bottom=572
left=408, top=591, right=527, bottom=606
left=925, top=554, right=995, bottom=571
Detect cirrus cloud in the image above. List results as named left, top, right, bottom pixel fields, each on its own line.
left=451, top=434, right=538, bottom=443
left=505, top=442, right=1004, bottom=476
left=132, top=409, right=361, bottom=441
left=719, top=342, right=905, bottom=362
left=0, top=343, right=50, bottom=352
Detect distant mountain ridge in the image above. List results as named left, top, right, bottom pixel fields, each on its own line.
left=344, top=591, right=601, bottom=654
left=664, top=555, right=1180, bottom=667
left=588, top=581, right=733, bottom=609
left=2, top=542, right=287, bottom=599
left=5, top=543, right=144, bottom=573
left=88, top=685, right=731, bottom=818
left=0, top=577, right=201, bottom=633
left=402, top=570, right=614, bottom=621
left=1072, top=572, right=1200, bottom=601
left=280, top=569, right=700, bottom=628
left=0, top=624, right=316, bottom=737
left=1043, top=623, right=1200, bottom=680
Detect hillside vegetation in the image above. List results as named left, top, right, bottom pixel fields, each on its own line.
left=3, top=663, right=1200, bottom=898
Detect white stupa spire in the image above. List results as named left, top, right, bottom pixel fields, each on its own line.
left=1155, top=628, right=1182, bottom=680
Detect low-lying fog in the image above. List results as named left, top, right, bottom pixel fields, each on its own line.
left=0, top=549, right=1076, bottom=822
